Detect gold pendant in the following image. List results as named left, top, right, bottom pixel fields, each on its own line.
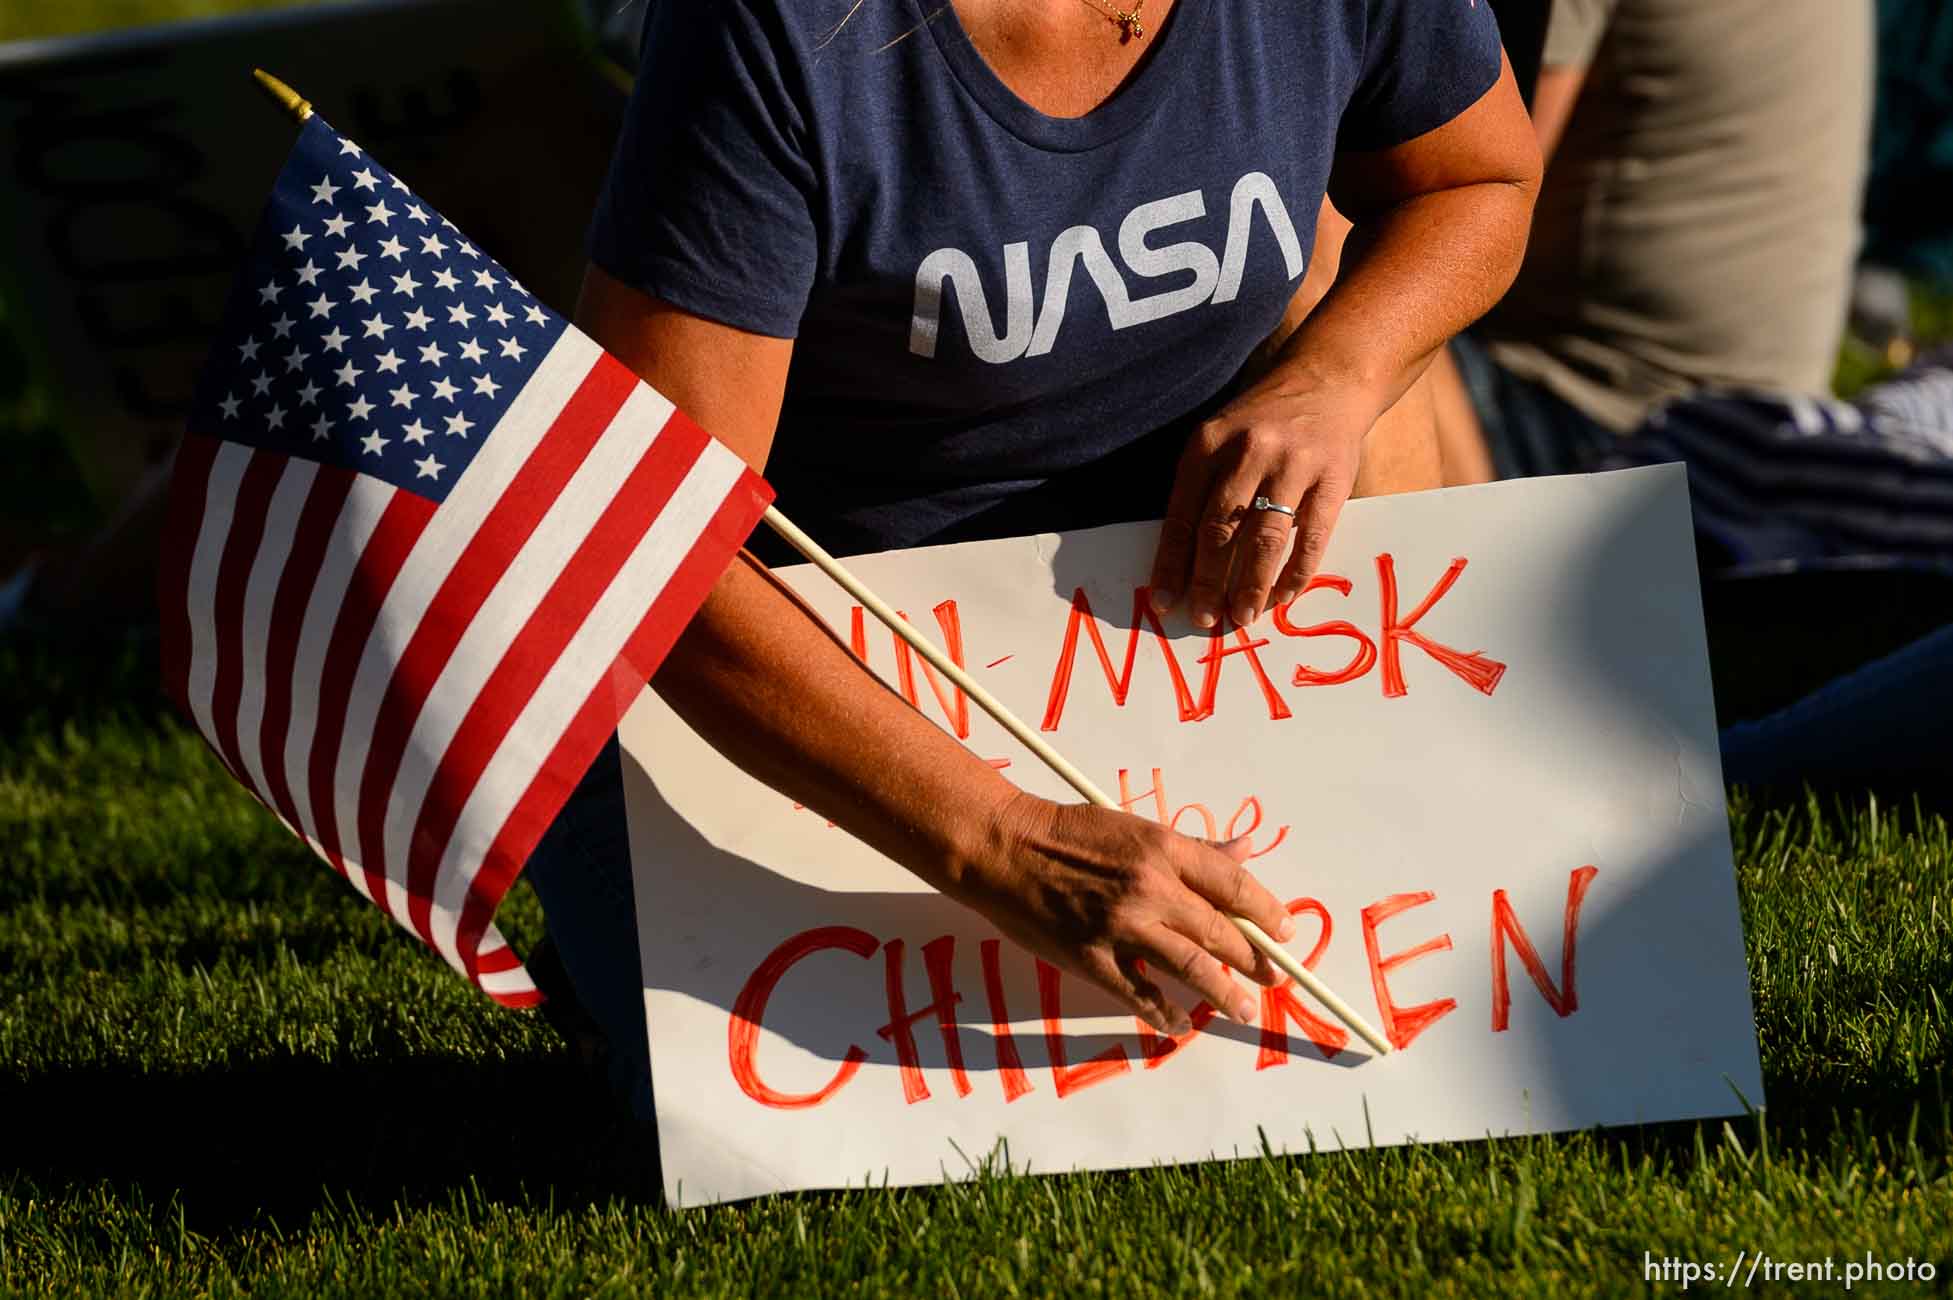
left=1118, top=11, right=1144, bottom=40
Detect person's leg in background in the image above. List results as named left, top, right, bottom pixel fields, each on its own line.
left=1719, top=621, right=1953, bottom=795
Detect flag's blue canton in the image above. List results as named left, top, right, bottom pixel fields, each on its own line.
left=191, top=116, right=569, bottom=504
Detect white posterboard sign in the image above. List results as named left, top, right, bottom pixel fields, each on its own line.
left=619, top=465, right=1763, bottom=1207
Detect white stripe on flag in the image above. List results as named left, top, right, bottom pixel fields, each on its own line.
left=232, top=457, right=319, bottom=801
left=326, top=330, right=601, bottom=894
left=375, top=381, right=679, bottom=922
left=183, top=443, right=255, bottom=762
left=281, top=474, right=395, bottom=899
left=476, top=962, right=536, bottom=998
left=424, top=439, right=749, bottom=971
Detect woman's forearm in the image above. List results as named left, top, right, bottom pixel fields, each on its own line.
left=1278, top=178, right=1536, bottom=413
left=649, top=549, right=1018, bottom=897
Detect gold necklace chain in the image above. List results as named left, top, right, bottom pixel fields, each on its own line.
left=1077, top=0, right=1146, bottom=42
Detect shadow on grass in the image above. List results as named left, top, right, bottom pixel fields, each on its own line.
left=3, top=1051, right=1942, bottom=1237
left=0, top=1053, right=662, bottom=1235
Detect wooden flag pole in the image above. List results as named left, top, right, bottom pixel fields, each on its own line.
left=248, top=68, right=1392, bottom=1059
left=759, top=507, right=1394, bottom=1058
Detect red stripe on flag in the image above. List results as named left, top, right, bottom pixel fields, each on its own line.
left=609, top=457, right=774, bottom=701
left=157, top=434, right=223, bottom=717
left=304, top=488, right=436, bottom=892
left=453, top=457, right=772, bottom=994
left=253, top=467, right=359, bottom=844
left=400, top=407, right=711, bottom=947
left=350, top=354, right=637, bottom=931
left=476, top=945, right=522, bottom=974
left=207, top=453, right=289, bottom=797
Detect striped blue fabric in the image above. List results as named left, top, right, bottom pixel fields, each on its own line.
left=1600, top=355, right=1953, bottom=580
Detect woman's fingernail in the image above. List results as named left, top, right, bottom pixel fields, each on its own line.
left=1151, top=589, right=1175, bottom=612
left=1192, top=608, right=1216, bottom=629
left=1234, top=996, right=1258, bottom=1023
left=1278, top=915, right=1296, bottom=942
left=1273, top=587, right=1298, bottom=608
left=1233, top=601, right=1256, bottom=628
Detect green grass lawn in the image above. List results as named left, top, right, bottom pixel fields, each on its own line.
left=1, top=625, right=1948, bottom=1297
left=2, top=3, right=1950, bottom=1294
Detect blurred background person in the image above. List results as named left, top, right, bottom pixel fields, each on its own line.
left=1431, top=0, right=1876, bottom=483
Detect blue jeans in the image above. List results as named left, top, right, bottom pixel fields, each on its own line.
left=521, top=737, right=656, bottom=1121
left=1447, top=332, right=1618, bottom=479
left=1718, top=621, right=1953, bottom=791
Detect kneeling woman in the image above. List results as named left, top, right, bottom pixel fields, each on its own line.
left=530, top=0, right=1541, bottom=1115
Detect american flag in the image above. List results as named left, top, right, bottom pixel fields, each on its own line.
left=158, top=114, right=772, bottom=1006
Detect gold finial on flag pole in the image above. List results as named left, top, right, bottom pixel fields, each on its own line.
left=252, top=68, right=314, bottom=123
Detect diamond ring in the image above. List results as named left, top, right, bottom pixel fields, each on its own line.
left=1251, top=495, right=1297, bottom=518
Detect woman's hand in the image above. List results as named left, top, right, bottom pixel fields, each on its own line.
left=954, top=791, right=1299, bottom=1034
left=1149, top=361, right=1388, bottom=632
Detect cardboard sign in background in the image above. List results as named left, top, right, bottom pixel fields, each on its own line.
left=0, top=0, right=622, bottom=514
left=620, top=466, right=1763, bottom=1206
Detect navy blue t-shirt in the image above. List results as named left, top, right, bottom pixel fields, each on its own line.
left=590, top=0, right=1503, bottom=559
